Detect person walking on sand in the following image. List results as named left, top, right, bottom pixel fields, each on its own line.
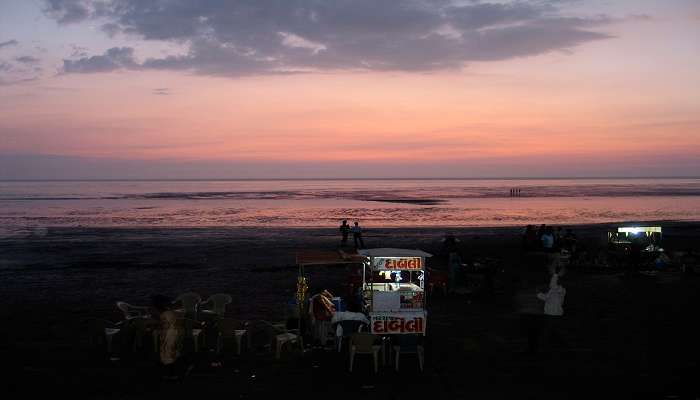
left=537, top=271, right=567, bottom=350
left=339, top=220, right=350, bottom=246
left=351, top=221, right=365, bottom=249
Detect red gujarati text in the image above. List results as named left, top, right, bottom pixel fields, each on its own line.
left=372, top=316, right=424, bottom=334
left=383, top=257, right=422, bottom=270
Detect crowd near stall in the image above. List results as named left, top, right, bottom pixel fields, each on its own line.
left=90, top=222, right=700, bottom=382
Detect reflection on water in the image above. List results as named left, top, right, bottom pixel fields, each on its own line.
left=1, top=179, right=699, bottom=234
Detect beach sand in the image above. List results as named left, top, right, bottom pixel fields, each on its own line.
left=2, top=222, right=700, bottom=399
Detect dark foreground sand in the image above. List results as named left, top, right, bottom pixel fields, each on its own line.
left=1, top=222, right=700, bottom=399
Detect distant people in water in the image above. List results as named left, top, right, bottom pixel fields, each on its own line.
left=351, top=221, right=365, bottom=249
left=510, top=188, right=522, bottom=197
left=339, top=220, right=350, bottom=245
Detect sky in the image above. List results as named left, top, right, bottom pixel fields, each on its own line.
left=0, top=0, right=698, bottom=179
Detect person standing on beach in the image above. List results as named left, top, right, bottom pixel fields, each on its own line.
left=536, top=224, right=546, bottom=244
left=554, top=227, right=564, bottom=250
left=523, top=225, right=537, bottom=252
left=151, top=295, right=192, bottom=380
left=309, top=290, right=335, bottom=347
left=339, top=220, right=350, bottom=245
left=541, top=226, right=560, bottom=273
left=537, top=272, right=567, bottom=350
left=351, top=221, right=365, bottom=249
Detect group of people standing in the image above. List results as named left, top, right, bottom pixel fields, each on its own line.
left=523, top=224, right=577, bottom=255
left=339, top=220, right=365, bottom=248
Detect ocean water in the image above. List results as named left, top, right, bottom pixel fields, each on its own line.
left=1, top=178, right=699, bottom=236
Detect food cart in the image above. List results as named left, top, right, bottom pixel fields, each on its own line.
left=358, top=248, right=432, bottom=335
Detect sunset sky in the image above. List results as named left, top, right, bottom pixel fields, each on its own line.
left=1, top=0, right=698, bottom=179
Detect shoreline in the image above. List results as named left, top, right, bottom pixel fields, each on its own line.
left=6, top=218, right=700, bottom=233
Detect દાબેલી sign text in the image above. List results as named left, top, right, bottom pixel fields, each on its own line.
left=370, top=311, right=426, bottom=334
left=372, top=257, right=423, bottom=271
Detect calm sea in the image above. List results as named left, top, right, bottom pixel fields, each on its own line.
left=1, top=178, right=699, bottom=236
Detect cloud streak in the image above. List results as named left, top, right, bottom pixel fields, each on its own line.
left=15, top=56, right=40, bottom=65
left=50, top=0, right=613, bottom=77
left=62, top=46, right=137, bottom=73
left=0, top=40, right=19, bottom=49
left=152, top=87, right=171, bottom=95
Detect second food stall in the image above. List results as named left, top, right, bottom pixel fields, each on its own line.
left=358, top=248, right=432, bottom=335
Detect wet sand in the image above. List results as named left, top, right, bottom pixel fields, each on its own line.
left=2, top=222, right=700, bottom=399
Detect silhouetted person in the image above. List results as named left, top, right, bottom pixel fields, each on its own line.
left=628, top=235, right=644, bottom=275
left=523, top=225, right=537, bottom=251
left=541, top=226, right=554, bottom=252
left=536, top=224, right=546, bottom=246
left=442, top=233, right=459, bottom=254
left=563, top=228, right=577, bottom=252
left=339, top=220, right=350, bottom=245
left=351, top=221, right=365, bottom=249
left=554, top=227, right=564, bottom=250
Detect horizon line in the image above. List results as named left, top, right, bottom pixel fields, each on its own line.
left=1, top=176, right=699, bottom=182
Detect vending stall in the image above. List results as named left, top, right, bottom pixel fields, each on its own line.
left=358, top=248, right=432, bottom=335
left=608, top=226, right=663, bottom=251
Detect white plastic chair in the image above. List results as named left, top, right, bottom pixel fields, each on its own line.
left=332, top=320, right=367, bottom=352
left=349, top=332, right=382, bottom=373
left=393, top=335, right=425, bottom=372
left=217, top=318, right=247, bottom=356
left=275, top=331, right=303, bottom=360
left=116, top=301, right=149, bottom=320
left=200, top=293, right=232, bottom=317
left=173, top=292, right=202, bottom=320
left=246, top=320, right=302, bottom=359
left=182, top=318, right=204, bottom=353
left=87, top=318, right=123, bottom=359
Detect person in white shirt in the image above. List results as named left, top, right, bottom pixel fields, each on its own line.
left=537, top=273, right=566, bottom=316
left=537, top=272, right=567, bottom=350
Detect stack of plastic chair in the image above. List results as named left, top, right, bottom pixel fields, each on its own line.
left=175, top=317, right=204, bottom=353
left=86, top=318, right=123, bottom=360
left=116, top=301, right=150, bottom=320
left=173, top=292, right=202, bottom=321
left=216, top=318, right=248, bottom=356
left=200, top=293, right=232, bottom=319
